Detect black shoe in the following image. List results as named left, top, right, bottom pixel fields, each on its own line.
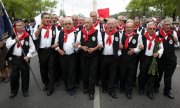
left=102, top=88, right=107, bottom=93
left=54, top=82, right=60, bottom=87
left=108, top=92, right=118, bottom=99
left=23, top=92, right=29, bottom=97
left=89, top=94, right=94, bottom=100
left=126, top=93, right=132, bottom=100
left=154, top=88, right=159, bottom=93
left=43, top=85, right=48, bottom=91
left=68, top=89, right=76, bottom=97
left=3, top=78, right=9, bottom=83
left=9, top=93, right=17, bottom=98
left=83, top=89, right=89, bottom=94
left=164, top=92, right=174, bottom=99
left=138, top=89, right=144, bottom=95
left=0, top=78, right=5, bottom=82
left=119, top=88, right=125, bottom=93
left=147, top=93, right=155, bottom=100
left=47, top=90, right=53, bottom=96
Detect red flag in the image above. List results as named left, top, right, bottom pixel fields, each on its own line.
left=97, top=8, right=110, bottom=18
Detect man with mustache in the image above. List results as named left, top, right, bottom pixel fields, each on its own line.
left=33, top=12, right=59, bottom=96
left=75, top=17, right=103, bottom=100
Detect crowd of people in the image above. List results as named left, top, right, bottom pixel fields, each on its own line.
left=0, top=10, right=180, bottom=101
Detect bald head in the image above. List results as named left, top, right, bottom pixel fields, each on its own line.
left=84, top=17, right=93, bottom=30
left=125, top=22, right=134, bottom=33
left=106, top=18, right=117, bottom=32
left=72, top=14, right=79, bottom=27
left=90, top=11, right=98, bottom=23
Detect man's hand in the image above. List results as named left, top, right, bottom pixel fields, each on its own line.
left=88, top=48, right=96, bottom=54
left=57, top=49, right=65, bottom=56
left=24, top=56, right=30, bottom=62
left=128, top=48, right=134, bottom=55
left=38, top=24, right=44, bottom=30
left=80, top=46, right=88, bottom=52
left=139, top=44, right=144, bottom=50
left=15, top=36, right=20, bottom=43
left=173, top=36, right=178, bottom=42
left=153, top=52, right=159, bottom=58
left=98, top=44, right=103, bottom=49
left=119, top=44, right=123, bottom=49
left=51, top=44, right=58, bottom=49
left=74, top=42, right=81, bottom=49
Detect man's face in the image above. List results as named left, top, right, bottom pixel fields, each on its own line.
left=134, top=18, right=140, bottom=25
left=42, top=14, right=50, bottom=25
left=106, top=20, right=116, bottom=32
left=147, top=24, right=156, bottom=35
left=84, top=19, right=93, bottom=30
left=118, top=17, right=124, bottom=25
left=51, top=15, right=58, bottom=24
left=125, top=23, right=134, bottom=33
left=72, top=16, right=78, bottom=27
left=163, top=20, right=171, bottom=31
left=64, top=21, right=72, bottom=30
left=90, top=12, right=97, bottom=23
left=15, top=22, right=24, bottom=32
left=78, top=18, right=84, bottom=25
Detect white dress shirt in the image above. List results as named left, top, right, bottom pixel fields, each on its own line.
left=144, top=37, right=164, bottom=58
left=103, top=32, right=122, bottom=56
left=156, top=31, right=180, bottom=47
left=76, top=30, right=103, bottom=47
left=33, top=25, right=59, bottom=48
left=55, top=31, right=75, bottom=55
left=6, top=36, right=35, bottom=57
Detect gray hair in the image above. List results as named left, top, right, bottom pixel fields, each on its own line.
left=146, top=22, right=156, bottom=28
left=64, top=17, right=73, bottom=24
left=84, top=17, right=93, bottom=23
left=117, top=15, right=125, bottom=20
left=126, top=19, right=134, bottom=24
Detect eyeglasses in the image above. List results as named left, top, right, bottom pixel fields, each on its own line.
left=72, top=19, right=78, bottom=21
left=90, top=16, right=96, bottom=17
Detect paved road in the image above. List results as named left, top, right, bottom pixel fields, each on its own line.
left=0, top=49, right=180, bottom=108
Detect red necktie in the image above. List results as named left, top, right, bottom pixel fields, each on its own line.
left=17, top=31, right=29, bottom=48
left=144, top=32, right=156, bottom=50
left=43, top=25, right=51, bottom=38
left=105, top=28, right=118, bottom=45
left=82, top=26, right=96, bottom=42
left=124, top=32, right=136, bottom=49
left=63, top=27, right=75, bottom=43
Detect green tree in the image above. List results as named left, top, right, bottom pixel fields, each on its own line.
left=2, top=0, right=57, bottom=20
left=126, top=0, right=180, bottom=18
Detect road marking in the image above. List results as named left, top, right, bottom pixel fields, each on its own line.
left=94, top=86, right=100, bottom=108
left=177, top=64, right=180, bottom=68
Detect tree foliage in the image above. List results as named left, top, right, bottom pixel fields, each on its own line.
left=126, top=0, right=180, bottom=18
left=2, top=0, right=57, bottom=20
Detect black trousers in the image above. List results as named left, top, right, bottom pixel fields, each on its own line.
left=81, top=55, right=98, bottom=95
left=138, top=56, right=155, bottom=92
left=60, top=54, right=76, bottom=90
left=75, top=52, right=81, bottom=84
left=10, top=56, right=29, bottom=94
left=120, top=55, right=137, bottom=94
left=54, top=51, right=61, bottom=83
left=100, top=55, right=118, bottom=93
left=156, top=55, right=177, bottom=93
left=38, top=48, right=55, bottom=89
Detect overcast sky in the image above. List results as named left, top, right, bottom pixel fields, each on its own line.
left=53, top=0, right=131, bottom=16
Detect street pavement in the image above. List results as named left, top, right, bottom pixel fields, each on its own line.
left=0, top=49, right=180, bottom=108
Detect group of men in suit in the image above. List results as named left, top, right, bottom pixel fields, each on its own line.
left=5, top=11, right=179, bottom=101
